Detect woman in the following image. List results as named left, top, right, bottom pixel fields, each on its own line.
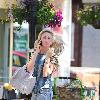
left=26, top=28, right=63, bottom=100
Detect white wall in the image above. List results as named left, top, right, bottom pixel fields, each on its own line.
left=82, top=25, right=100, bottom=68
left=58, top=0, right=72, bottom=77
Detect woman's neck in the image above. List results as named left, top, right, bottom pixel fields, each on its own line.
left=40, top=46, right=49, bottom=54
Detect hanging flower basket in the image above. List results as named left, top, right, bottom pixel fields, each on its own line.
left=0, top=0, right=63, bottom=28
left=77, top=5, right=100, bottom=29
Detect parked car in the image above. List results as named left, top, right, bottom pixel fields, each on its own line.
left=12, top=51, right=27, bottom=73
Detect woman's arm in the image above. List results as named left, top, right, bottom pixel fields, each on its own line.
left=26, top=44, right=41, bottom=72
left=43, top=58, right=54, bottom=77
left=43, top=48, right=56, bottom=77
left=26, top=52, right=38, bottom=72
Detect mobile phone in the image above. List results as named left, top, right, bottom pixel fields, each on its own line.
left=39, top=41, right=42, bottom=46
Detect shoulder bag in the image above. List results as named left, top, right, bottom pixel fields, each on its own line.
left=10, top=65, right=36, bottom=95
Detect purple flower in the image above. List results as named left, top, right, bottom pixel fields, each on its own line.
left=48, top=9, right=63, bottom=27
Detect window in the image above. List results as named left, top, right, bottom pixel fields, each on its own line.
left=13, top=54, right=27, bottom=67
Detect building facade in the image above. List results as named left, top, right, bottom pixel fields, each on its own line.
left=71, top=0, right=100, bottom=68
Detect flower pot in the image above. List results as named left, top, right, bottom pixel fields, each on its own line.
left=56, top=86, right=81, bottom=100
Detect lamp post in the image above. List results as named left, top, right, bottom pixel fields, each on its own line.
left=23, top=0, right=37, bottom=49
left=8, top=2, right=14, bottom=79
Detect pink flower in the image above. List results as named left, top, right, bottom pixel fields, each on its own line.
left=56, top=10, right=62, bottom=16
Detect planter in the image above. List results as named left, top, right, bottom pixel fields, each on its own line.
left=53, top=85, right=96, bottom=100
left=52, top=77, right=96, bottom=100
left=56, top=86, right=81, bottom=100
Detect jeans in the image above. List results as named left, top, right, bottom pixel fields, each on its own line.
left=31, top=89, right=53, bottom=100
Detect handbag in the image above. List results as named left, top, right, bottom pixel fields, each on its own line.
left=10, top=65, right=36, bottom=95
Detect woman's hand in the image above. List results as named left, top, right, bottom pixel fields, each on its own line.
left=34, top=43, right=41, bottom=54
left=43, top=48, right=55, bottom=77
left=43, top=62, right=54, bottom=77
left=46, top=48, right=55, bottom=58
left=43, top=63, right=50, bottom=77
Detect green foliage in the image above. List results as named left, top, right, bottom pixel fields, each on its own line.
left=0, top=9, right=9, bottom=23
left=36, top=4, right=56, bottom=25
left=12, top=5, right=27, bottom=25
left=77, top=5, right=100, bottom=27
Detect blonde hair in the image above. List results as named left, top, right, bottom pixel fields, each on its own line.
left=33, top=28, right=64, bottom=67
left=34, top=28, right=55, bottom=49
